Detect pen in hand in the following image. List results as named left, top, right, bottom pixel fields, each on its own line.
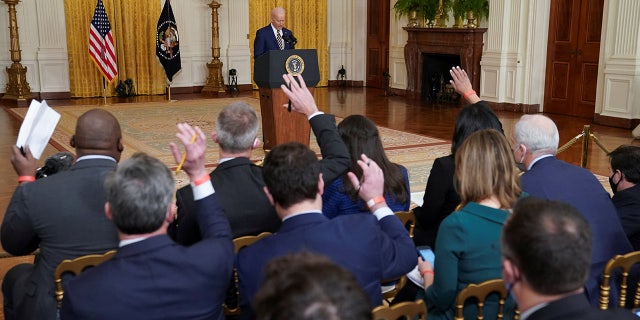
left=175, top=133, right=197, bottom=173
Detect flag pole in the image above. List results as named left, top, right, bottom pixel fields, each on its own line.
left=168, top=82, right=171, bottom=102
left=102, top=77, right=107, bottom=106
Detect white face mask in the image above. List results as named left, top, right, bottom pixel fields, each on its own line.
left=515, top=145, right=527, bottom=172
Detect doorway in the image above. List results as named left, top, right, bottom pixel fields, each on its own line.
left=543, top=0, right=604, bottom=118
left=365, top=0, right=390, bottom=89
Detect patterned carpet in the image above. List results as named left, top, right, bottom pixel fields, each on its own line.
left=7, top=98, right=452, bottom=193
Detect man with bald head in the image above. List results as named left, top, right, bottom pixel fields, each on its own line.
left=2, top=109, right=123, bottom=320
left=254, top=7, right=295, bottom=59
left=512, top=114, right=632, bottom=307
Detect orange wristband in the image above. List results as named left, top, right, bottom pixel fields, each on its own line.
left=421, top=269, right=434, bottom=277
left=366, top=196, right=386, bottom=209
left=18, top=176, right=35, bottom=183
left=192, top=174, right=211, bottom=186
left=463, top=90, right=477, bottom=100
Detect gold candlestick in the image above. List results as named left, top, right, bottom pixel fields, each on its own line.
left=2, top=0, right=32, bottom=101
left=202, top=0, right=226, bottom=95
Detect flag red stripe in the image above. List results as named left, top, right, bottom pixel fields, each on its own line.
left=88, top=3, right=117, bottom=82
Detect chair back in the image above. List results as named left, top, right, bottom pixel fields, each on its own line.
left=53, top=250, right=116, bottom=308
left=372, top=299, right=427, bottom=320
left=224, top=232, right=272, bottom=315
left=394, top=210, right=416, bottom=238
left=454, top=279, right=518, bottom=320
left=599, top=250, right=640, bottom=310
left=382, top=275, right=407, bottom=303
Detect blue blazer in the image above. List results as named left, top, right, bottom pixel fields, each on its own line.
left=322, top=165, right=410, bottom=218
left=237, top=212, right=417, bottom=319
left=254, top=25, right=294, bottom=59
left=60, top=193, right=234, bottom=320
left=521, top=156, right=632, bottom=305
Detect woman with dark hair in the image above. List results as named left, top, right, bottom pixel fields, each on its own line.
left=322, top=115, right=410, bottom=218
left=412, top=67, right=503, bottom=248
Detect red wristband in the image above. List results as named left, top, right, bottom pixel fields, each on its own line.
left=18, top=176, right=35, bottom=183
left=366, top=196, right=386, bottom=209
left=192, top=174, right=210, bottom=186
left=421, top=269, right=434, bottom=277
left=463, top=90, right=477, bottom=100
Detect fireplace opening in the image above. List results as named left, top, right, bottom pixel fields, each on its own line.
left=421, top=53, right=461, bottom=102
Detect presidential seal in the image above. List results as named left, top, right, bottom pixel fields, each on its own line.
left=285, top=55, right=305, bottom=76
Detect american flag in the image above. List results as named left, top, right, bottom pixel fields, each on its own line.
left=89, top=0, right=117, bottom=82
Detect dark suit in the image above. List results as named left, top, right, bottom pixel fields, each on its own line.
left=169, top=113, right=350, bottom=245
left=526, top=293, right=639, bottom=320
left=521, top=156, right=633, bottom=305
left=412, top=155, right=460, bottom=248
left=253, top=24, right=294, bottom=59
left=237, top=212, right=417, bottom=319
left=1, top=158, right=119, bottom=320
left=60, top=192, right=234, bottom=320
left=612, top=184, right=640, bottom=250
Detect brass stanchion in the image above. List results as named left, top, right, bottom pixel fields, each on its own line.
left=581, top=125, right=590, bottom=168
left=201, top=0, right=226, bottom=95
left=2, top=0, right=32, bottom=103
left=556, top=125, right=610, bottom=168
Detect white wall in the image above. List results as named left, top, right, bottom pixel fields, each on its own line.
left=3, top=0, right=639, bottom=122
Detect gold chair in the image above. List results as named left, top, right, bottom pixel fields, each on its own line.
left=224, top=232, right=272, bottom=316
left=599, top=251, right=640, bottom=310
left=382, top=275, right=407, bottom=304
left=394, top=210, right=416, bottom=238
left=372, top=299, right=427, bottom=320
left=454, top=279, right=518, bottom=320
left=53, top=250, right=117, bottom=308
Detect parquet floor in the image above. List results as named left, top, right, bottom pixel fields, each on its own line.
left=0, top=87, right=637, bottom=318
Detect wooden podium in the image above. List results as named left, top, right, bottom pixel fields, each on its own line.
left=254, top=49, right=319, bottom=150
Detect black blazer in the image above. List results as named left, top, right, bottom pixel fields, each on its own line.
left=1, top=159, right=119, bottom=319
left=169, top=113, right=350, bottom=245
left=527, top=293, right=639, bottom=320
left=612, top=184, right=640, bottom=250
left=412, top=155, right=460, bottom=248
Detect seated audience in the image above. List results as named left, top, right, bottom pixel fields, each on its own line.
left=169, top=95, right=349, bottom=245
left=237, top=72, right=415, bottom=320
left=60, top=124, right=234, bottom=319
left=413, top=67, right=503, bottom=248
left=513, top=114, right=632, bottom=305
left=237, top=143, right=416, bottom=318
left=608, top=145, right=640, bottom=250
left=416, top=129, right=520, bottom=320
left=254, top=251, right=371, bottom=320
left=502, top=197, right=639, bottom=320
left=2, top=109, right=122, bottom=320
left=322, top=114, right=410, bottom=218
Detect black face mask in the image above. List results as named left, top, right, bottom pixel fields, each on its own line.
left=609, top=173, right=620, bottom=195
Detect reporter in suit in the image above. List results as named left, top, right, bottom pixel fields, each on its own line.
left=502, top=197, right=639, bottom=320
left=169, top=98, right=349, bottom=244
left=236, top=74, right=416, bottom=319
left=513, top=114, right=632, bottom=306
left=60, top=124, right=234, bottom=319
left=254, top=7, right=295, bottom=59
left=2, top=109, right=122, bottom=320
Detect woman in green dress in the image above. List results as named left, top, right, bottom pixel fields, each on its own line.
left=417, top=129, right=521, bottom=320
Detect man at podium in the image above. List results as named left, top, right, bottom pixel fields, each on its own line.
left=254, top=7, right=296, bottom=59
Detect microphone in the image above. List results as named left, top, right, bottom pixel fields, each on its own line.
left=36, top=152, right=74, bottom=179
left=283, top=33, right=297, bottom=48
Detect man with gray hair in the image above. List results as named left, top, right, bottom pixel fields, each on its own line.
left=61, top=123, right=234, bottom=319
left=512, top=114, right=632, bottom=306
left=170, top=98, right=349, bottom=244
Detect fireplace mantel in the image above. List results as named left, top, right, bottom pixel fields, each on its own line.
left=404, top=27, right=487, bottom=99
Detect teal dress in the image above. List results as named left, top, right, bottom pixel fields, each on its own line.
left=418, top=202, right=516, bottom=320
